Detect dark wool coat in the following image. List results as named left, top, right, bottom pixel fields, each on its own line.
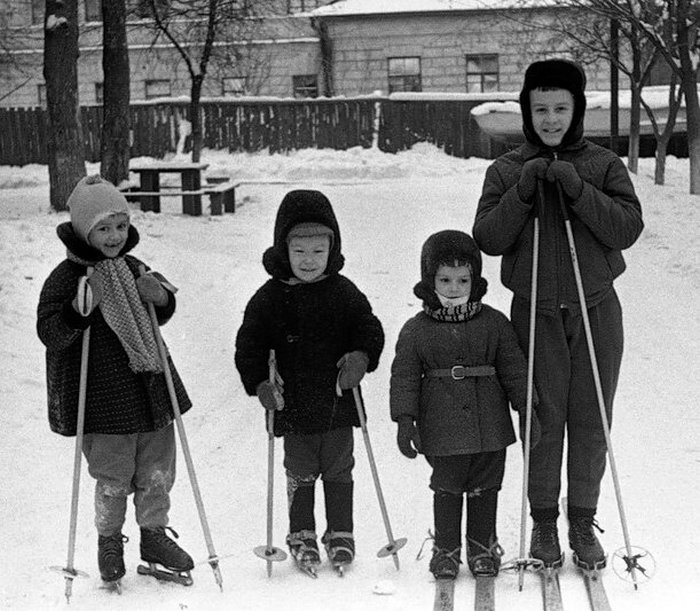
left=235, top=190, right=384, bottom=437
left=37, top=223, right=191, bottom=436
left=390, top=305, right=527, bottom=456
left=474, top=60, right=643, bottom=316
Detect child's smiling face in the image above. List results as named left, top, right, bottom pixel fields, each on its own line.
left=530, top=87, right=574, bottom=147
left=288, top=234, right=330, bottom=282
left=88, top=213, right=130, bottom=258
left=434, top=263, right=472, bottom=300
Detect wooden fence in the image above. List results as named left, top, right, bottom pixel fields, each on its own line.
left=0, top=97, right=688, bottom=166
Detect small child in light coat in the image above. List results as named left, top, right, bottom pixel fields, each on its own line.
left=37, top=175, right=194, bottom=586
left=390, top=230, right=538, bottom=580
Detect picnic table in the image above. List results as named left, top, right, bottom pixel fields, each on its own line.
left=128, top=161, right=210, bottom=215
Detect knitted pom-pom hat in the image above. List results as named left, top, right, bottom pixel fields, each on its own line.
left=67, top=174, right=130, bottom=243
left=519, top=58, right=587, bottom=148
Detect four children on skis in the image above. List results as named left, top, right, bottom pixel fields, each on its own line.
left=38, top=57, right=641, bottom=587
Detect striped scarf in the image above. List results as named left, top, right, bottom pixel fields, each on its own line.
left=68, top=252, right=162, bottom=373
left=424, top=300, right=482, bottom=323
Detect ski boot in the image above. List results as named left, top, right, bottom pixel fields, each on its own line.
left=569, top=515, right=606, bottom=570
left=98, top=533, right=128, bottom=592
left=287, top=530, right=321, bottom=578
left=467, top=536, right=504, bottom=577
left=138, top=526, right=194, bottom=586
left=322, top=530, right=355, bottom=576
left=429, top=547, right=461, bottom=580
left=530, top=519, right=564, bottom=568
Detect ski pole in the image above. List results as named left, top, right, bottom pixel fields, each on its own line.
left=50, top=270, right=93, bottom=603
left=253, top=350, right=287, bottom=576
left=140, top=267, right=223, bottom=591
left=552, top=171, right=641, bottom=589
left=351, top=385, right=407, bottom=570
left=516, top=181, right=543, bottom=591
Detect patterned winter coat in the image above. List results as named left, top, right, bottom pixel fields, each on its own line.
left=235, top=190, right=384, bottom=437
left=37, top=223, right=191, bottom=436
left=390, top=230, right=529, bottom=457
left=391, top=305, right=527, bottom=457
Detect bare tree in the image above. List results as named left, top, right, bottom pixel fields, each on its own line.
left=139, top=0, right=277, bottom=161
left=101, top=0, right=131, bottom=186
left=43, top=0, right=86, bottom=211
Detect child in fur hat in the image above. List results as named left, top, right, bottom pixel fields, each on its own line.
left=37, top=175, right=194, bottom=586
left=235, top=189, right=384, bottom=572
left=473, top=59, right=643, bottom=570
left=390, top=230, right=536, bottom=580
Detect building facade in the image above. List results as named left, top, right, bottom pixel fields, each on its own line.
left=0, top=0, right=618, bottom=109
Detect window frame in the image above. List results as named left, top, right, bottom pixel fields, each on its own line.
left=222, top=76, right=246, bottom=97
left=292, top=74, right=318, bottom=99
left=465, top=53, right=499, bottom=93
left=144, top=79, right=172, bottom=100
left=84, top=0, right=103, bottom=23
left=387, top=56, right=422, bottom=94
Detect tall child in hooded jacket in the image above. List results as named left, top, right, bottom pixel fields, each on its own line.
left=390, top=230, right=535, bottom=580
left=37, top=175, right=194, bottom=586
left=473, top=59, right=643, bottom=570
left=235, top=189, right=384, bottom=571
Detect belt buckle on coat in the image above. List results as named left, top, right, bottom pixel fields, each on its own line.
left=450, top=365, right=466, bottom=380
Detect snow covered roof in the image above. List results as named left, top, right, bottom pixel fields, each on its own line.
left=311, top=0, right=553, bottom=18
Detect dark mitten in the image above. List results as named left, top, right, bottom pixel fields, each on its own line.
left=546, top=160, right=583, bottom=200
left=336, top=351, right=369, bottom=390
left=517, top=158, right=549, bottom=203
left=256, top=380, right=284, bottom=411
left=396, top=416, right=422, bottom=458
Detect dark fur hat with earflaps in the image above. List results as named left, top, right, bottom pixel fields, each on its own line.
left=413, top=230, right=487, bottom=310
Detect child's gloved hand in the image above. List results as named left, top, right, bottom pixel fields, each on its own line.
left=546, top=160, right=583, bottom=200
left=336, top=350, right=369, bottom=390
left=396, top=416, right=422, bottom=458
left=517, top=158, right=549, bottom=202
left=72, top=272, right=103, bottom=316
left=518, top=407, right=542, bottom=449
left=137, top=273, right=169, bottom=307
left=256, top=380, right=285, bottom=411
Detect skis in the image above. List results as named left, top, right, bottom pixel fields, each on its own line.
left=291, top=556, right=320, bottom=579
left=581, top=569, right=612, bottom=611
left=433, top=578, right=455, bottom=611
left=137, top=563, right=194, bottom=586
left=539, top=567, right=564, bottom=611
left=474, top=575, right=495, bottom=610
left=99, top=579, right=123, bottom=594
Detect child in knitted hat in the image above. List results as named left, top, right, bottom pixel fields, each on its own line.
left=473, top=59, right=643, bottom=571
left=37, top=175, right=195, bottom=588
left=235, top=189, right=385, bottom=574
left=390, top=229, right=537, bottom=581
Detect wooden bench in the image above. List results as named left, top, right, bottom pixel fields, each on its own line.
left=119, top=181, right=240, bottom=216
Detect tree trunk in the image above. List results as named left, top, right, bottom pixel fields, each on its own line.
left=628, top=85, right=641, bottom=174
left=189, top=75, right=203, bottom=162
left=677, top=0, right=700, bottom=194
left=100, top=0, right=130, bottom=186
left=654, top=136, right=669, bottom=185
left=43, top=0, right=85, bottom=211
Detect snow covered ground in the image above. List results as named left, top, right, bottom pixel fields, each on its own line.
left=1, top=144, right=698, bottom=610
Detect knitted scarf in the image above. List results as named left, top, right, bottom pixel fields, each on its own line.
left=68, top=252, right=163, bottom=373
left=424, top=300, right=483, bottom=323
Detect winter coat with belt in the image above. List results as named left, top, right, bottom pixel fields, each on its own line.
left=390, top=304, right=528, bottom=457
left=473, top=140, right=643, bottom=316
left=37, top=223, right=191, bottom=436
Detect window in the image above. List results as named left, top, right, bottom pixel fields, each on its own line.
left=388, top=57, right=421, bottom=94
left=84, top=0, right=102, bottom=22
left=37, top=84, right=46, bottom=108
left=466, top=54, right=499, bottom=93
left=130, top=0, right=170, bottom=19
left=644, top=60, right=673, bottom=86
left=222, top=77, right=246, bottom=97
left=145, top=79, right=171, bottom=100
left=95, top=82, right=104, bottom=104
left=292, top=74, right=318, bottom=99
left=31, top=0, right=43, bottom=25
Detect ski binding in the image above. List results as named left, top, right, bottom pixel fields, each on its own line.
left=137, top=562, right=193, bottom=586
